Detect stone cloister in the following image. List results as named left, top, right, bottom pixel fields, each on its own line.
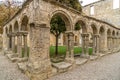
left=2, top=0, right=120, bottom=80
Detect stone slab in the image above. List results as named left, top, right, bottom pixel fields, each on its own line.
left=99, top=53, right=106, bottom=57
left=90, top=55, right=98, bottom=61
left=75, top=58, right=88, bottom=66
left=52, top=62, right=72, bottom=73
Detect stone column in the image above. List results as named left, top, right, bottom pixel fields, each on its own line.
left=65, top=31, right=74, bottom=62
left=23, top=32, right=28, bottom=57
left=93, top=34, right=100, bottom=55
left=11, top=33, right=16, bottom=53
left=92, top=34, right=96, bottom=55
left=85, top=34, right=89, bottom=57
left=7, top=34, right=10, bottom=51
left=81, top=33, right=89, bottom=58
left=81, top=34, right=85, bottom=55
left=17, top=32, right=22, bottom=57
left=27, top=24, right=52, bottom=80
left=96, top=34, right=100, bottom=54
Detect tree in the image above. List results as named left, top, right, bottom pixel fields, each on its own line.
left=74, top=22, right=81, bottom=31
left=50, top=15, right=66, bottom=56
left=56, top=0, right=82, bottom=12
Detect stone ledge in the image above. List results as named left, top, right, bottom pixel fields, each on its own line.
left=75, top=58, right=88, bottom=66
left=6, top=54, right=18, bottom=62
left=17, top=62, right=27, bottom=73
left=90, top=55, right=99, bottom=61
left=52, top=62, right=72, bottom=73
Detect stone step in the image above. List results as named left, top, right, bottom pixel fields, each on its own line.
left=52, top=62, right=72, bottom=73
left=17, top=62, right=27, bottom=73
left=75, top=58, right=88, bottom=66
left=99, top=53, right=106, bottom=57
left=6, top=54, right=18, bottom=62
left=90, top=55, right=99, bottom=61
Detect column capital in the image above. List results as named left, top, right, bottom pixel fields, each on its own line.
left=81, top=33, right=89, bottom=37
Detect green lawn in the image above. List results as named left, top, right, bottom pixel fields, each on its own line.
left=50, top=46, right=93, bottom=57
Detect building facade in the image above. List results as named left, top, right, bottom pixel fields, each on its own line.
left=83, top=0, right=120, bottom=28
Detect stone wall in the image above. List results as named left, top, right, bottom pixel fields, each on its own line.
left=83, top=0, right=120, bottom=28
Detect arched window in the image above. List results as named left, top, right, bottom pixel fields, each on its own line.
left=113, top=0, right=119, bottom=9
left=90, top=5, right=94, bottom=15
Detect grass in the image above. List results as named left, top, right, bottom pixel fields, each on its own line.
left=50, top=46, right=93, bottom=57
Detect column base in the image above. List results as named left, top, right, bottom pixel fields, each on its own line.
left=26, top=59, right=52, bottom=80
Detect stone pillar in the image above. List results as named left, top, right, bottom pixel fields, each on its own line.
left=93, top=34, right=100, bottom=55
left=27, top=24, right=52, bottom=80
left=17, top=32, right=22, bottom=57
left=65, top=31, right=74, bottom=62
left=81, top=33, right=89, bottom=58
left=23, top=32, right=28, bottom=57
left=81, top=34, right=85, bottom=55
left=96, top=34, right=100, bottom=54
left=92, top=34, right=96, bottom=55
left=11, top=33, right=16, bottom=53
left=7, top=34, right=10, bottom=51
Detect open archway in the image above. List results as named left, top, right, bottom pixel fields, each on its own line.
left=107, top=29, right=111, bottom=50
left=50, top=11, right=72, bottom=61
left=99, top=26, right=105, bottom=52
left=20, top=15, right=29, bottom=57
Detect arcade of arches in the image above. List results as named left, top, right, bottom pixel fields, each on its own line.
left=2, top=0, right=120, bottom=80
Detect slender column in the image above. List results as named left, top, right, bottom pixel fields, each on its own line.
left=11, top=33, right=16, bottom=53
left=23, top=33, right=28, bottom=57
left=7, top=34, right=10, bottom=51
left=65, top=31, right=74, bottom=61
left=17, top=32, right=22, bottom=57
left=85, top=34, right=89, bottom=57
left=92, top=34, right=96, bottom=55
left=81, top=34, right=85, bottom=55
left=96, top=34, right=100, bottom=54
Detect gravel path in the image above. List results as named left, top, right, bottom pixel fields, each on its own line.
left=0, top=52, right=30, bottom=80
left=49, top=52, right=120, bottom=80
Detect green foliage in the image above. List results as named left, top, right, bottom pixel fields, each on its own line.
left=74, top=22, right=81, bottom=30
left=50, top=46, right=93, bottom=57
left=50, top=15, right=66, bottom=36
left=56, top=0, right=82, bottom=12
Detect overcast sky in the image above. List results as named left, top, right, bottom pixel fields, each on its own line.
left=0, top=0, right=98, bottom=5
left=79, top=0, right=99, bottom=6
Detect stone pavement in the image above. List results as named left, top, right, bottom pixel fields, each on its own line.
left=49, top=52, right=120, bottom=80
left=0, top=51, right=30, bottom=80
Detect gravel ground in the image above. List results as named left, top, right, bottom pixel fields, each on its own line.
left=49, top=52, right=120, bottom=80
left=0, top=52, right=30, bottom=80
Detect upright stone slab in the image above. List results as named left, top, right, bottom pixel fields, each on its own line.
left=27, top=23, right=52, bottom=80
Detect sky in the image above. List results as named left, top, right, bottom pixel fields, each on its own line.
left=79, top=0, right=99, bottom=6
left=0, top=0, right=99, bottom=5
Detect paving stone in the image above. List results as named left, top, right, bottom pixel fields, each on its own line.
left=0, top=52, right=30, bottom=80
left=75, top=58, right=88, bottom=66
left=90, top=55, right=99, bottom=61
left=49, top=52, right=120, bottom=80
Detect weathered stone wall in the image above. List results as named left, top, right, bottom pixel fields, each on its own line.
left=83, top=0, right=120, bottom=28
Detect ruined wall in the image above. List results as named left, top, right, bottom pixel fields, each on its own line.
left=83, top=0, right=120, bottom=28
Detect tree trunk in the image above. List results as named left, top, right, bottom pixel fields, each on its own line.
left=55, top=35, right=59, bottom=56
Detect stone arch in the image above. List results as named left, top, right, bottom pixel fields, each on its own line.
left=112, top=30, right=115, bottom=36
left=21, top=15, right=29, bottom=31
left=14, top=21, right=19, bottom=32
left=74, top=19, right=87, bottom=33
left=91, top=24, right=98, bottom=34
left=9, top=25, right=12, bottom=33
left=50, top=10, right=72, bottom=30
left=116, top=31, right=119, bottom=36
left=99, top=26, right=105, bottom=35
left=107, top=29, right=111, bottom=36
left=5, top=27, right=9, bottom=34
